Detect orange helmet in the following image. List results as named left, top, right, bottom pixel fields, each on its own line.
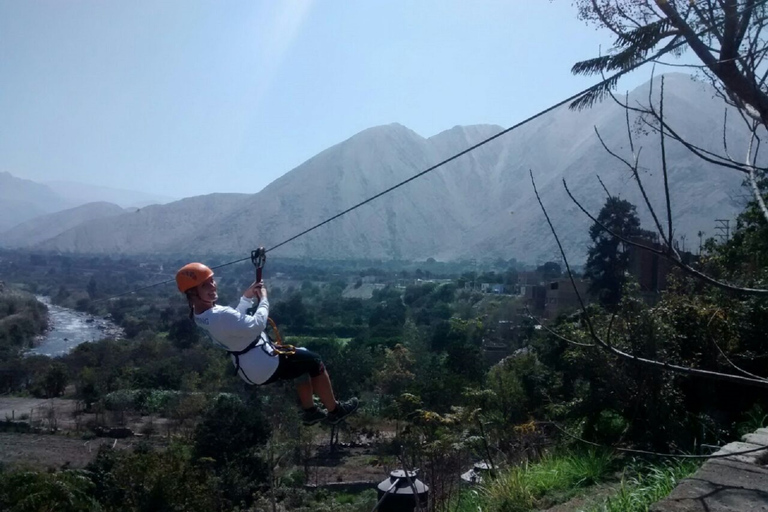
left=175, top=263, right=214, bottom=293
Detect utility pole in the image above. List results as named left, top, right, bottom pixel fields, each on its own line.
left=697, top=231, right=705, bottom=255
left=714, top=219, right=730, bottom=243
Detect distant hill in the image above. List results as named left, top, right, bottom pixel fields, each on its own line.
left=34, top=194, right=252, bottom=255
left=44, top=180, right=176, bottom=208
left=19, top=74, right=757, bottom=263
left=0, top=172, right=73, bottom=232
left=0, top=202, right=126, bottom=248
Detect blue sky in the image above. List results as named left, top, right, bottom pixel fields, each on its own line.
left=0, top=1, right=682, bottom=199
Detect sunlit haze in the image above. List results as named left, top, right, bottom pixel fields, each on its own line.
left=1, top=1, right=685, bottom=199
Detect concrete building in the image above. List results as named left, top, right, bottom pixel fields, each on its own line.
left=627, top=241, right=673, bottom=294
left=543, top=278, right=590, bottom=319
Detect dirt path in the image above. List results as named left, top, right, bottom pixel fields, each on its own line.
left=0, top=397, right=79, bottom=426
left=0, top=432, right=161, bottom=470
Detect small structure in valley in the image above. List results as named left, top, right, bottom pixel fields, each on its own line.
left=375, top=469, right=429, bottom=511
left=460, top=461, right=495, bottom=485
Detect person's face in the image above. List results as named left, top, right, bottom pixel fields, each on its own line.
left=195, top=276, right=218, bottom=303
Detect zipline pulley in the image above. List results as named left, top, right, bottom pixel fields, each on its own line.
left=248, top=246, right=295, bottom=355
left=251, top=247, right=266, bottom=282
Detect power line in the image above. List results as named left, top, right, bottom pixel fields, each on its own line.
left=551, top=421, right=768, bottom=460
left=95, top=3, right=764, bottom=303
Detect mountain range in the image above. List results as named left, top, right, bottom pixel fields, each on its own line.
left=0, top=74, right=756, bottom=263
left=0, top=173, right=175, bottom=234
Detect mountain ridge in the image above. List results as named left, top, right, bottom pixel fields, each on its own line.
left=7, top=73, right=755, bottom=263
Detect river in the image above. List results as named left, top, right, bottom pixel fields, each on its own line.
left=27, top=296, right=125, bottom=357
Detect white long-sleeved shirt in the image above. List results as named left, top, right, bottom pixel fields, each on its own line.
left=194, top=296, right=279, bottom=385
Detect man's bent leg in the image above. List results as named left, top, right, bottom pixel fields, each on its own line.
left=295, top=374, right=315, bottom=409
left=311, top=369, right=337, bottom=411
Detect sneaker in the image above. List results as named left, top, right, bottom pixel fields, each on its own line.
left=301, top=407, right=327, bottom=426
left=326, top=397, right=359, bottom=425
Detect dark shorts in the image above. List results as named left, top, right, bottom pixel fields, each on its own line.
left=263, top=347, right=325, bottom=385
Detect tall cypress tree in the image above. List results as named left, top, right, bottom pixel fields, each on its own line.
left=584, top=197, right=645, bottom=308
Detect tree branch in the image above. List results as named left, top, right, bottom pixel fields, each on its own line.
left=562, top=179, right=768, bottom=295
left=659, top=76, right=675, bottom=246
left=530, top=170, right=768, bottom=388
left=654, top=0, right=768, bottom=125
left=746, top=121, right=768, bottom=224
left=593, top=127, right=670, bottom=246
left=525, top=306, right=596, bottom=348
left=637, top=106, right=766, bottom=175
left=706, top=308, right=768, bottom=381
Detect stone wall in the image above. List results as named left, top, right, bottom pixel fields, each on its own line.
left=651, top=428, right=768, bottom=512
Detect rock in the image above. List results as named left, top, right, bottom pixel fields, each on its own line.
left=650, top=458, right=768, bottom=512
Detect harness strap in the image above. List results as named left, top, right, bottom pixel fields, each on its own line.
left=230, top=247, right=296, bottom=383
left=227, top=335, right=264, bottom=384
left=227, top=328, right=296, bottom=383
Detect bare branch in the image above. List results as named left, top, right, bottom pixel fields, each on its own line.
left=590, top=0, right=627, bottom=39
left=531, top=170, right=768, bottom=388
left=637, top=109, right=764, bottom=175
left=693, top=1, right=724, bottom=45
left=606, top=311, right=617, bottom=346
left=718, top=0, right=739, bottom=57
left=562, top=179, right=768, bottom=296
left=594, top=126, right=670, bottom=245
left=597, top=174, right=612, bottom=197
left=659, top=76, right=675, bottom=246
left=525, top=306, right=596, bottom=348
left=746, top=121, right=768, bottom=223
left=654, top=0, right=768, bottom=125
left=707, top=309, right=768, bottom=381
left=723, top=108, right=733, bottom=160
left=625, top=92, right=636, bottom=154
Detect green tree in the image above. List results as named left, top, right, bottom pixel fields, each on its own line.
left=711, top=189, right=768, bottom=273
left=167, top=318, right=200, bottom=349
left=43, top=362, right=69, bottom=398
left=87, top=446, right=223, bottom=512
left=0, top=469, right=102, bottom=512
left=375, top=344, right=415, bottom=398
left=193, top=395, right=271, bottom=465
left=571, top=0, right=768, bottom=126
left=584, top=197, right=647, bottom=308
left=87, top=276, right=99, bottom=299
left=271, top=292, right=311, bottom=332
left=536, top=261, right=562, bottom=279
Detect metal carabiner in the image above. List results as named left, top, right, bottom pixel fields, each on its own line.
left=251, top=247, right=266, bottom=282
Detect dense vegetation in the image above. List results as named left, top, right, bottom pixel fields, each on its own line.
left=2, top=3, right=768, bottom=503
left=0, top=282, right=47, bottom=355
left=0, top=182, right=765, bottom=510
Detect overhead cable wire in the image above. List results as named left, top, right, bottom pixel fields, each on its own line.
left=550, top=421, right=768, bottom=460
left=94, top=3, right=763, bottom=303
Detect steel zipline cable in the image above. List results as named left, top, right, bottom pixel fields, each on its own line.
left=548, top=422, right=768, bottom=460
left=94, top=2, right=767, bottom=304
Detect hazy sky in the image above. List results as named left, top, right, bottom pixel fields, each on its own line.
left=0, top=1, right=683, bottom=199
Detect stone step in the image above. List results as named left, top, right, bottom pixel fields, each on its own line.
left=741, top=432, right=768, bottom=448
left=714, top=441, right=767, bottom=465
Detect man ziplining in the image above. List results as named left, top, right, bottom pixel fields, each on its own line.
left=175, top=260, right=359, bottom=426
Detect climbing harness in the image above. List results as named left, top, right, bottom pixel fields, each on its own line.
left=228, top=247, right=296, bottom=383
